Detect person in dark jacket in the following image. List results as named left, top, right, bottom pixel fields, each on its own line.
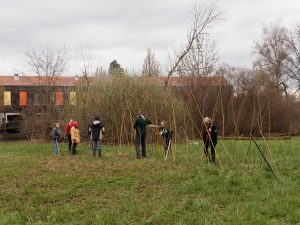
left=133, top=112, right=151, bottom=159
left=52, top=122, right=61, bottom=156
left=158, top=121, right=173, bottom=155
left=65, top=119, right=73, bottom=151
left=202, top=117, right=217, bottom=164
left=90, top=116, right=105, bottom=157
left=88, top=118, right=95, bottom=150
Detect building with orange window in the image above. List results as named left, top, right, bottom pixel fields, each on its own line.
left=0, top=73, right=228, bottom=135
left=0, top=74, right=79, bottom=131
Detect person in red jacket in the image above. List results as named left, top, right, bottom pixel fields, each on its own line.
left=65, top=119, right=73, bottom=151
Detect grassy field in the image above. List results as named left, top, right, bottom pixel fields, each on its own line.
left=0, top=138, right=299, bottom=225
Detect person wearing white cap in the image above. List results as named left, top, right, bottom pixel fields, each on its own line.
left=202, top=117, right=217, bottom=164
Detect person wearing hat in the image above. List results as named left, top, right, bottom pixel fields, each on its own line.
left=133, top=111, right=151, bottom=159
left=202, top=117, right=217, bottom=164
left=70, top=121, right=80, bottom=155
left=90, top=116, right=105, bottom=157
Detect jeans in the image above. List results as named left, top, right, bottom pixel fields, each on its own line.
left=92, top=139, right=102, bottom=157
left=135, top=133, right=146, bottom=158
left=53, top=140, right=59, bottom=156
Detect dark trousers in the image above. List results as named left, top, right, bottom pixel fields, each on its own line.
left=135, top=133, right=146, bottom=158
left=163, top=138, right=171, bottom=155
left=204, top=141, right=216, bottom=163
left=67, top=134, right=72, bottom=151
left=71, top=143, right=77, bottom=155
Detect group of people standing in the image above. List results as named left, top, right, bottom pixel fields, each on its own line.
left=51, top=112, right=218, bottom=164
left=133, top=112, right=217, bottom=164
left=133, top=112, right=173, bottom=159
left=52, top=119, right=80, bottom=156
left=51, top=116, right=105, bottom=157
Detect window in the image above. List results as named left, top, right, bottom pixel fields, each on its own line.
left=19, top=91, right=27, bottom=106
left=56, top=91, right=64, bottom=106
left=4, top=91, right=11, bottom=106
left=70, top=92, right=76, bottom=105
left=34, top=93, right=40, bottom=105
left=35, top=113, right=43, bottom=118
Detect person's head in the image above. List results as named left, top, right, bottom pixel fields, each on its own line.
left=95, top=116, right=100, bottom=121
left=203, top=117, right=212, bottom=127
left=161, top=121, right=167, bottom=128
left=55, top=122, right=60, bottom=128
left=68, top=119, right=73, bottom=125
left=73, top=121, right=78, bottom=128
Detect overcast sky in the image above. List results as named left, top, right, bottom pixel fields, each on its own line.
left=0, top=0, right=300, bottom=75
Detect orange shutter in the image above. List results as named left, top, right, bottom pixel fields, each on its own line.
left=19, top=91, right=27, bottom=106
left=56, top=91, right=64, bottom=106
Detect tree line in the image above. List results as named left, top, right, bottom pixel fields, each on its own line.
left=19, top=2, right=300, bottom=142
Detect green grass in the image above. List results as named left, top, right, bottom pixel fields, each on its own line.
left=0, top=138, right=299, bottom=225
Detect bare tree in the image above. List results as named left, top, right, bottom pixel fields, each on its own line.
left=165, top=2, right=221, bottom=86
left=22, top=47, right=69, bottom=139
left=25, top=47, right=68, bottom=85
left=255, top=23, right=290, bottom=96
left=76, top=52, right=100, bottom=127
left=177, top=34, right=219, bottom=77
left=283, top=25, right=300, bottom=91
left=142, top=48, right=161, bottom=76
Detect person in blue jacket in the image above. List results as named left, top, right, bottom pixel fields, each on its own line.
left=51, top=122, right=61, bottom=156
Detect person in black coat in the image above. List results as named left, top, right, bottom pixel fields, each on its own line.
left=133, top=112, right=151, bottom=159
left=202, top=117, right=217, bottom=164
left=159, top=121, right=173, bottom=156
left=90, top=116, right=105, bottom=157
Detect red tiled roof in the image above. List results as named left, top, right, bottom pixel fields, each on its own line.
left=148, top=76, right=228, bottom=87
left=0, top=75, right=227, bottom=87
left=0, top=75, right=78, bottom=86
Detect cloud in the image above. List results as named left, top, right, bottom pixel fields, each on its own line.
left=0, top=0, right=300, bottom=74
